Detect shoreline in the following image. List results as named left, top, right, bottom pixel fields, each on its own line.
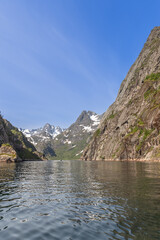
left=82, top=158, right=160, bottom=163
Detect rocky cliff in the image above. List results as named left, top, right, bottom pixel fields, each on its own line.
left=0, top=114, right=44, bottom=162
left=82, top=27, right=160, bottom=161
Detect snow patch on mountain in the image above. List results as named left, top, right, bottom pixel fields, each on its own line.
left=90, top=114, right=100, bottom=126
left=80, top=125, right=93, bottom=132
left=22, top=129, right=32, bottom=138
left=64, top=139, right=72, bottom=144
left=20, top=123, right=64, bottom=146
left=76, top=150, right=84, bottom=156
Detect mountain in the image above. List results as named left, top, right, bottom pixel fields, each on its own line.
left=82, top=27, right=160, bottom=161
left=0, top=113, right=44, bottom=162
left=21, top=111, right=102, bottom=159
left=21, top=123, right=64, bottom=158
left=51, top=111, right=103, bottom=159
left=20, top=123, right=64, bottom=145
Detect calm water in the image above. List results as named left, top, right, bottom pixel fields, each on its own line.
left=0, top=160, right=160, bottom=240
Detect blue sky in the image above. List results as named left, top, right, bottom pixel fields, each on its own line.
left=0, top=0, right=160, bottom=129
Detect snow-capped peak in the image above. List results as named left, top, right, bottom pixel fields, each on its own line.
left=20, top=123, right=64, bottom=146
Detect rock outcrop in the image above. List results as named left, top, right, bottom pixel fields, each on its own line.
left=0, top=144, right=21, bottom=162
left=82, top=27, right=160, bottom=161
left=0, top=114, right=44, bottom=162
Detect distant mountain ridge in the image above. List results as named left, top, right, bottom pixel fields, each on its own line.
left=20, top=124, right=64, bottom=145
left=20, top=111, right=103, bottom=159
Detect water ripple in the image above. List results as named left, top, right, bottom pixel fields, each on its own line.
left=0, top=160, right=159, bottom=239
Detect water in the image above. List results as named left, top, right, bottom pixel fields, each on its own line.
left=0, top=160, right=160, bottom=240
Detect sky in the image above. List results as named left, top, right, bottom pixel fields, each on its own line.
left=0, top=0, right=160, bottom=129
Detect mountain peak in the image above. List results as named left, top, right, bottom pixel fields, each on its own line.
left=76, top=110, right=96, bottom=124
left=147, top=26, right=160, bottom=42
left=43, top=123, right=53, bottom=130
left=21, top=123, right=64, bottom=146
left=44, top=123, right=51, bottom=127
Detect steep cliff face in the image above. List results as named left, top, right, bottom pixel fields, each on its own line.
left=82, top=27, right=160, bottom=161
left=0, top=114, right=44, bottom=162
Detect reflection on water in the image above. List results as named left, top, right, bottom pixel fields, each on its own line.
left=0, top=160, right=160, bottom=240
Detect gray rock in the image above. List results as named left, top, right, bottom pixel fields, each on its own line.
left=82, top=26, right=160, bottom=161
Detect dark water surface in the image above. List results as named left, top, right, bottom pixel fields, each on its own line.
left=0, top=160, right=160, bottom=240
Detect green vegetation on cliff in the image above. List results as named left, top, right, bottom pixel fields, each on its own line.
left=0, top=115, right=43, bottom=161
left=51, top=137, right=87, bottom=160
